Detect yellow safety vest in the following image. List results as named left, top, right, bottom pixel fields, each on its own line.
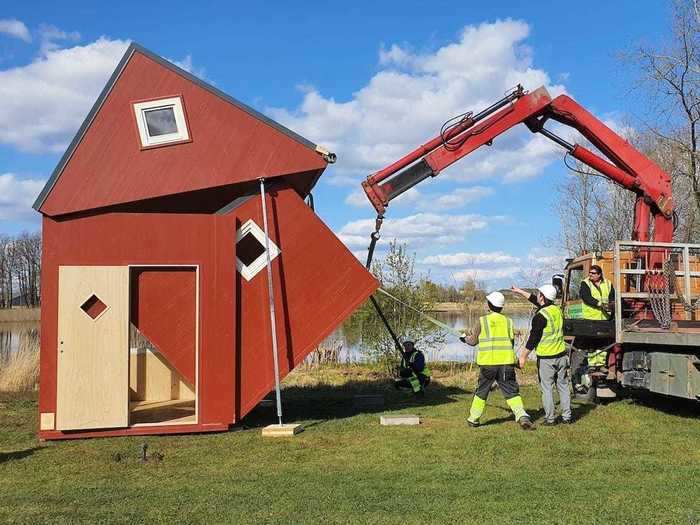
left=581, top=278, right=612, bottom=320
left=477, top=313, right=515, bottom=366
left=536, top=305, right=566, bottom=357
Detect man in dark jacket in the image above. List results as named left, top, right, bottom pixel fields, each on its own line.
left=512, top=284, right=572, bottom=425
left=394, top=341, right=431, bottom=395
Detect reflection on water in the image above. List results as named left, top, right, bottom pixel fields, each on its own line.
left=0, top=322, right=40, bottom=364
left=336, top=310, right=534, bottom=363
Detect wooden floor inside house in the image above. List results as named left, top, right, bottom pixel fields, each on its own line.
left=129, top=399, right=196, bottom=425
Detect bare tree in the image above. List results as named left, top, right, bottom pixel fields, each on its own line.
left=0, top=232, right=41, bottom=308
left=552, top=162, right=635, bottom=256
left=630, top=0, right=700, bottom=241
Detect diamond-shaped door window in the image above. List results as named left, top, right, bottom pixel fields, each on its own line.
left=80, top=294, right=108, bottom=320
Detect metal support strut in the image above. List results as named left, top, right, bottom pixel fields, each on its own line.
left=259, top=178, right=284, bottom=426
left=365, top=215, right=405, bottom=357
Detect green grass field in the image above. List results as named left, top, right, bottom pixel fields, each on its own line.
left=1, top=364, right=699, bottom=524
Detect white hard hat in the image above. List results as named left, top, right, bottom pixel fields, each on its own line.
left=486, top=291, right=505, bottom=308
left=538, top=284, right=558, bottom=301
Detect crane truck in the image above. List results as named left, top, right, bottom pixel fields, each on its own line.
left=361, top=85, right=700, bottom=403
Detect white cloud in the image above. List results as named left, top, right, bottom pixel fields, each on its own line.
left=454, top=267, right=521, bottom=281
left=423, top=251, right=520, bottom=267
left=0, top=174, right=45, bottom=222
left=0, top=19, right=31, bottom=42
left=268, top=19, right=566, bottom=187
left=345, top=185, right=493, bottom=212
left=0, top=37, right=130, bottom=153
left=168, top=54, right=208, bottom=81
left=38, top=24, right=80, bottom=55
left=425, top=186, right=494, bottom=209
left=338, top=212, right=497, bottom=249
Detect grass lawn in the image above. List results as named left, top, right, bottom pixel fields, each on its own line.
left=1, top=363, right=700, bottom=524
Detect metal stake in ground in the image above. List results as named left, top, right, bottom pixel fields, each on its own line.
left=259, top=178, right=283, bottom=426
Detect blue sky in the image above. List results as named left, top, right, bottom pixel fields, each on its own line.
left=0, top=1, right=673, bottom=286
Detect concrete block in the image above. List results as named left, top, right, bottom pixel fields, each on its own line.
left=352, top=394, right=385, bottom=410
left=380, top=415, right=421, bottom=426
left=262, top=424, right=303, bottom=437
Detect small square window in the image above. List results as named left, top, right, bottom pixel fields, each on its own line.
left=145, top=107, right=178, bottom=136
left=236, top=220, right=280, bottom=281
left=133, top=96, right=190, bottom=148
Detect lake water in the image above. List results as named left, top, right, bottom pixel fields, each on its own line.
left=0, top=310, right=535, bottom=365
left=0, top=322, right=39, bottom=363
left=335, top=310, right=535, bottom=363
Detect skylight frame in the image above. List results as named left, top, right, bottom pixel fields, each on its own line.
left=133, top=96, right=190, bottom=148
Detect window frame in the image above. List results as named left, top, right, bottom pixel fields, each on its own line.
left=235, top=219, right=280, bottom=281
left=132, top=95, right=191, bottom=149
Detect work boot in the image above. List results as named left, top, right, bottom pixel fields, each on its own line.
left=561, top=418, right=574, bottom=425
left=541, top=419, right=557, bottom=426
left=518, top=416, right=534, bottom=430
left=466, top=419, right=480, bottom=428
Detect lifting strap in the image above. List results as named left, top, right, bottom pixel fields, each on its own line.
left=376, top=288, right=464, bottom=337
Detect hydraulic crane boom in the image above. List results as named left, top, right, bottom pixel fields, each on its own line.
left=362, top=85, right=674, bottom=244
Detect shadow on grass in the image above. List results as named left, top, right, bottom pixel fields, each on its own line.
left=0, top=447, right=40, bottom=463
left=625, top=390, right=700, bottom=420
left=238, top=378, right=467, bottom=429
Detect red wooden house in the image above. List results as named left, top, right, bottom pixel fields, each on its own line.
left=34, top=43, right=377, bottom=439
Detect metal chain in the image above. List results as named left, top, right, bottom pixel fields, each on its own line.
left=646, top=259, right=673, bottom=329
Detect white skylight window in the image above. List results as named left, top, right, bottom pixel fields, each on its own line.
left=133, top=96, right=190, bottom=148
left=236, top=219, right=281, bottom=281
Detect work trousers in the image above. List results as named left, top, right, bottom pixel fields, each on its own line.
left=537, top=355, right=572, bottom=422
left=468, top=365, right=528, bottom=423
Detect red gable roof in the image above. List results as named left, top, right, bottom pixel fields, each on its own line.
left=35, top=43, right=329, bottom=217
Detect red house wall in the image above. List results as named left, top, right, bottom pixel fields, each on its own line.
left=39, top=185, right=377, bottom=439
left=39, top=50, right=326, bottom=217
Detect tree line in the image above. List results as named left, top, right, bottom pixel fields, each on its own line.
left=0, top=232, right=41, bottom=309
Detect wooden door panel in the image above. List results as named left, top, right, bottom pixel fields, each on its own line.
left=56, top=266, right=129, bottom=430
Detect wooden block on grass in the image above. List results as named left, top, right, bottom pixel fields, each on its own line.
left=262, top=424, right=303, bottom=437
left=352, top=394, right=385, bottom=410
left=258, top=399, right=275, bottom=408
left=380, top=415, right=420, bottom=426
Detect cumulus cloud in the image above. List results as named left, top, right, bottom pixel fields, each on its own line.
left=268, top=19, right=566, bottom=186
left=422, top=251, right=520, bottom=267
left=345, top=185, right=493, bottom=212
left=0, top=19, right=31, bottom=42
left=0, top=174, right=45, bottom=222
left=38, top=24, right=80, bottom=55
left=0, top=37, right=131, bottom=153
left=454, top=267, right=521, bottom=281
left=168, top=53, right=208, bottom=81
left=338, top=212, right=498, bottom=249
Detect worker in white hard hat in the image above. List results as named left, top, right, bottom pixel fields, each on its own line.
left=459, top=291, right=534, bottom=430
left=511, top=283, right=572, bottom=425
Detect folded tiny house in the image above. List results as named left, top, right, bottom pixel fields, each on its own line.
left=34, top=43, right=377, bottom=439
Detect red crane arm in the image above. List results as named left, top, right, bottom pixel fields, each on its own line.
left=361, top=86, right=674, bottom=243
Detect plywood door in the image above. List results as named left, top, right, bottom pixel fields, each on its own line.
left=56, top=266, right=129, bottom=430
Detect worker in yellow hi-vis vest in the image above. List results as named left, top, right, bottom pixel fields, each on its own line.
left=580, top=264, right=616, bottom=369
left=460, top=291, right=534, bottom=430
left=513, top=284, right=572, bottom=425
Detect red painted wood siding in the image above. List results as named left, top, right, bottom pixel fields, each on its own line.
left=39, top=185, right=377, bottom=439
left=39, top=212, right=236, bottom=433
left=234, top=187, right=378, bottom=419
left=131, top=267, right=197, bottom=385
left=40, top=50, right=326, bottom=216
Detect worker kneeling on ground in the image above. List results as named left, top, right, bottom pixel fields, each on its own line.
left=460, top=291, right=533, bottom=430
left=512, top=284, right=572, bottom=425
left=394, top=341, right=431, bottom=395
